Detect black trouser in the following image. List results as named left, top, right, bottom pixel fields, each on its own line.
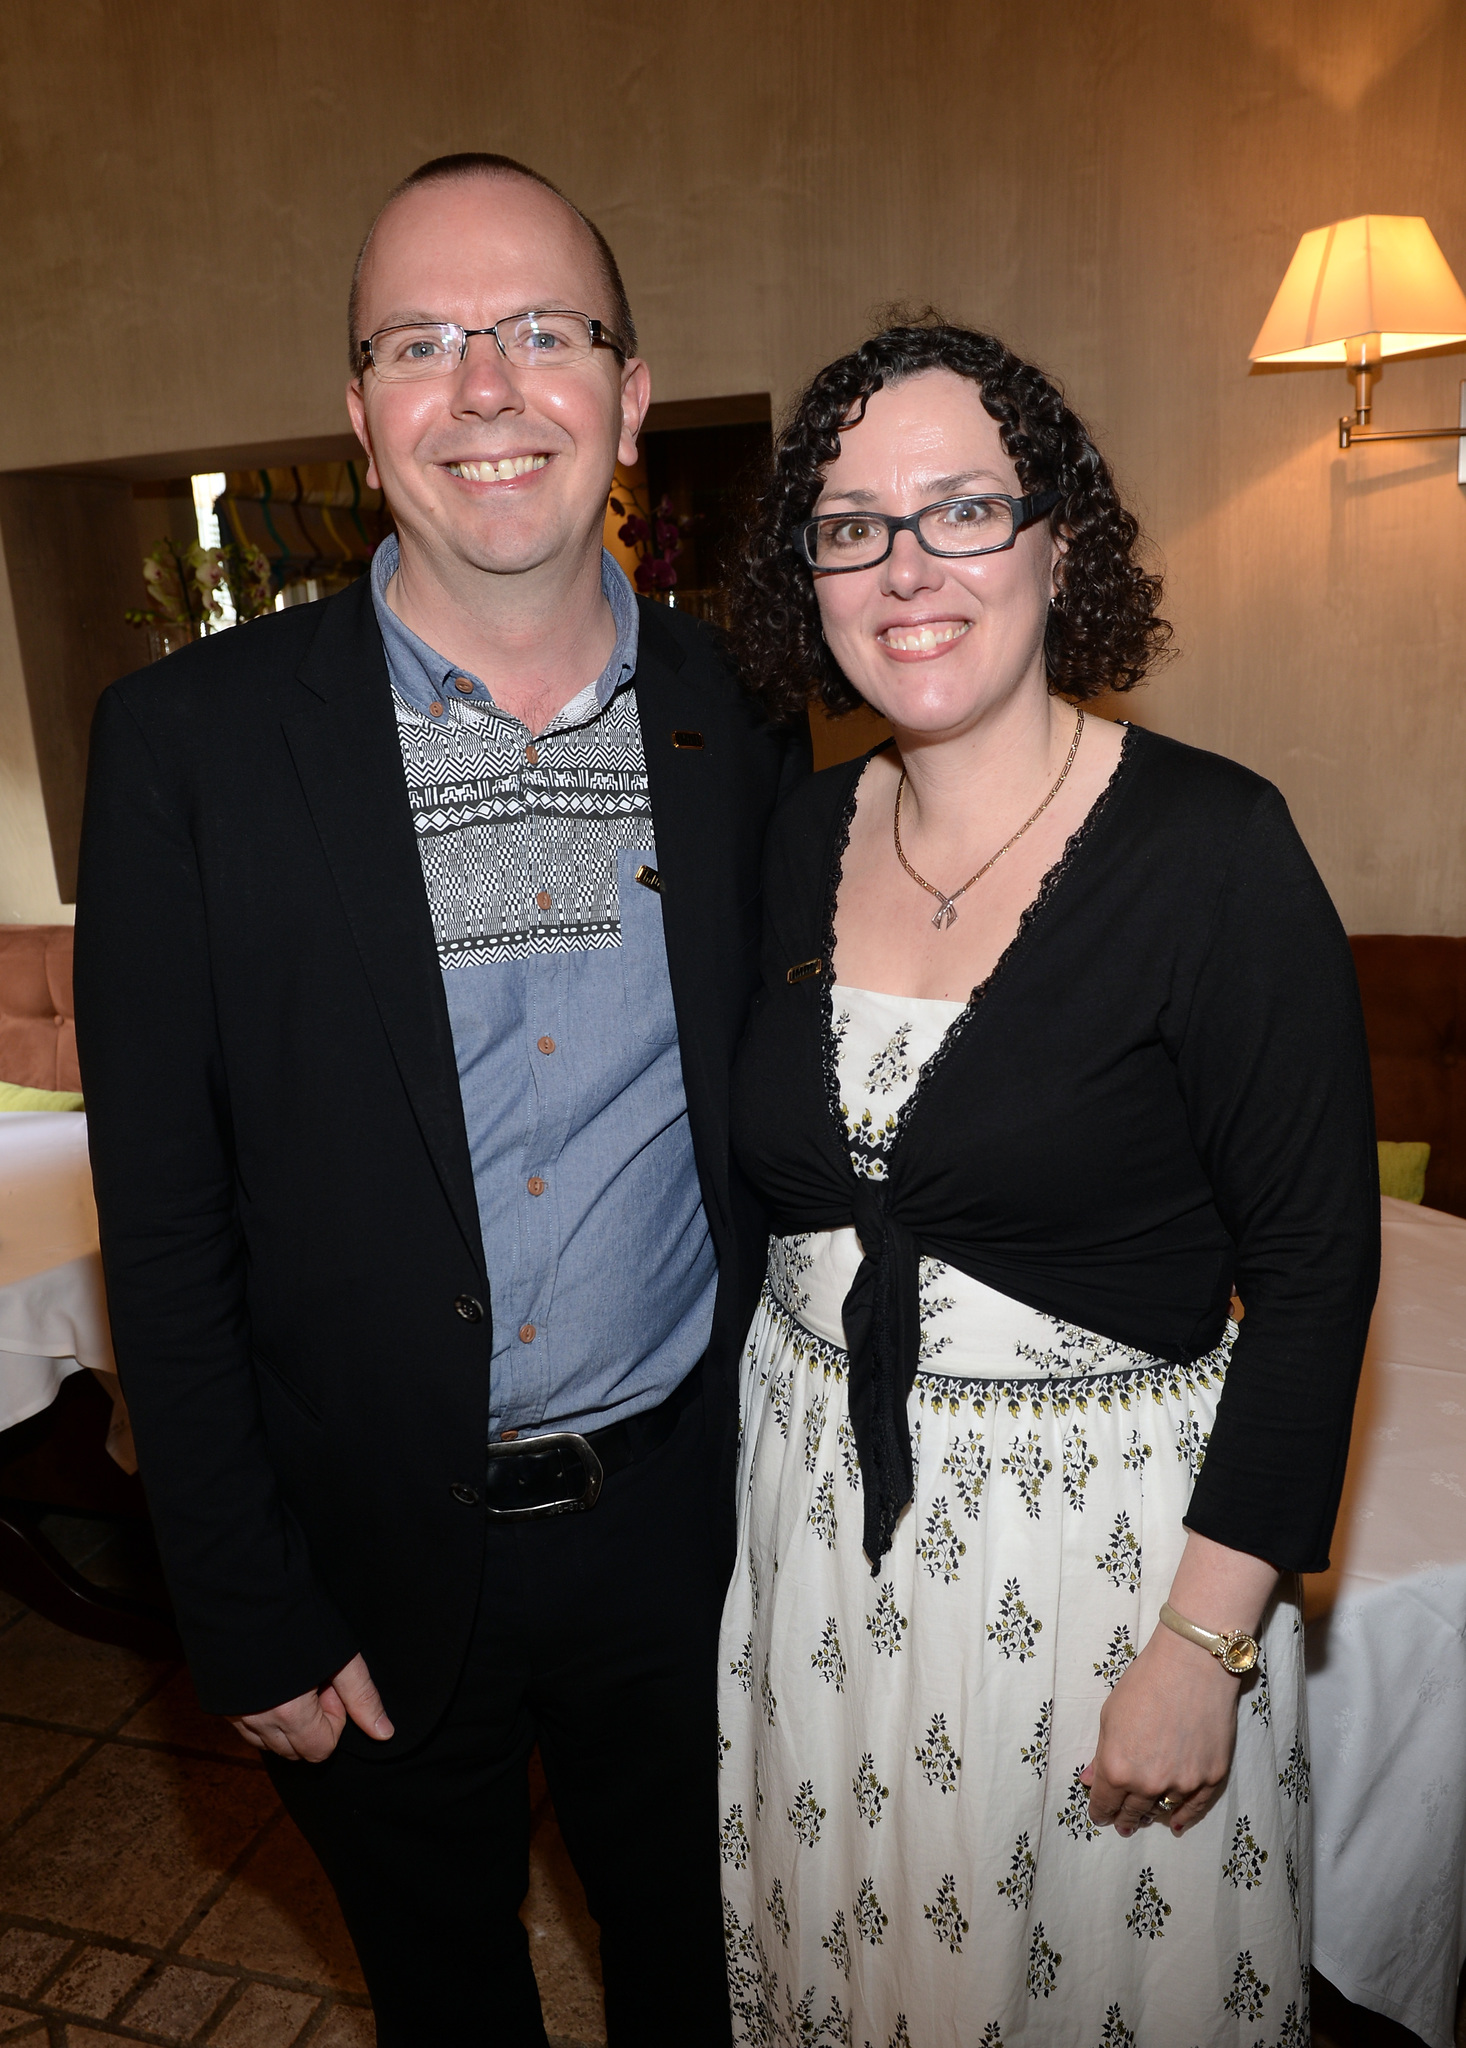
left=268, top=1386, right=732, bottom=2046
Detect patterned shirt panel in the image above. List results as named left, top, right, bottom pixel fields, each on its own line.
left=373, top=538, right=716, bottom=1436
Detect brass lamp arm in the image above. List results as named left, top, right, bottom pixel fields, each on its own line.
left=1339, top=421, right=1466, bottom=447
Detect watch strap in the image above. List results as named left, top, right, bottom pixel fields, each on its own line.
left=1158, top=1601, right=1259, bottom=1674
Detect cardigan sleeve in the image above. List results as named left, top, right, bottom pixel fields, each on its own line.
left=1171, top=785, right=1379, bottom=1571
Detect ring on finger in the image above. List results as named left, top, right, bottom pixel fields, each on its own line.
left=1154, top=1793, right=1180, bottom=1814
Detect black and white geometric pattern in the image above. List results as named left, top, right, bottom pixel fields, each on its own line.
left=394, top=682, right=653, bottom=968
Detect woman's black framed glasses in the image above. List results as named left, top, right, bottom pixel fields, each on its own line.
left=798, top=489, right=1062, bottom=573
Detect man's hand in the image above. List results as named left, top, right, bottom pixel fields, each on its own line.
left=230, top=1653, right=394, bottom=1763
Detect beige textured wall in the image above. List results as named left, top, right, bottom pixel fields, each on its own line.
left=1, top=0, right=1463, bottom=925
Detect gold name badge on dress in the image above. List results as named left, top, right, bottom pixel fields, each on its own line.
left=786, top=957, right=823, bottom=985
left=635, top=863, right=664, bottom=895
left=671, top=730, right=704, bottom=750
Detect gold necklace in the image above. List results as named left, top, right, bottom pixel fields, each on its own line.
left=893, top=708, right=1085, bottom=931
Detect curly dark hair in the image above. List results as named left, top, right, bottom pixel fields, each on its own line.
left=729, top=314, right=1171, bottom=723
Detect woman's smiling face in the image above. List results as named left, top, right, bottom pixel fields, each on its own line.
left=811, top=368, right=1063, bottom=740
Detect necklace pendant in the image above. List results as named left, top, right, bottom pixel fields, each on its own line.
left=931, top=897, right=959, bottom=931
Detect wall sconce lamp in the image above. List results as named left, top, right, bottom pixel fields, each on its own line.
left=1249, top=214, right=1466, bottom=479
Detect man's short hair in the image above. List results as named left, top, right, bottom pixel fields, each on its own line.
left=348, top=152, right=637, bottom=368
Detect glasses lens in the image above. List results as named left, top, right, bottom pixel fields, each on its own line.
left=918, top=496, right=1016, bottom=555
left=500, top=313, right=594, bottom=367
left=805, top=514, right=889, bottom=568
left=369, top=325, right=462, bottom=380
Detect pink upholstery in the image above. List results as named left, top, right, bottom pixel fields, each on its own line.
left=0, top=925, right=79, bottom=1093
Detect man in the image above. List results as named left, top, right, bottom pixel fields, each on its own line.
left=75, top=154, right=805, bottom=2044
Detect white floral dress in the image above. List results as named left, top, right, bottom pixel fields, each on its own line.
left=718, top=986, right=1311, bottom=2048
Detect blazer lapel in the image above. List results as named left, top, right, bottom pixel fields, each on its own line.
left=634, top=603, right=736, bottom=1245
left=281, top=582, right=484, bottom=1273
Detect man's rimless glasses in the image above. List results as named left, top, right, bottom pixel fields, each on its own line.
left=799, top=489, right=1062, bottom=572
left=357, top=310, right=627, bottom=381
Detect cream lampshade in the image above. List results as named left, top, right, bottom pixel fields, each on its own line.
left=1249, top=215, right=1466, bottom=459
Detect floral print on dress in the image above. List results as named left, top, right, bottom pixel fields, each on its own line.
left=940, top=1429, right=990, bottom=1520
left=854, top=1875, right=888, bottom=1945
left=866, top=1021, right=913, bottom=1096
left=811, top=1617, right=847, bottom=1691
left=1125, top=1866, right=1172, bottom=1940
left=995, top=1832, right=1036, bottom=1909
left=986, top=1576, right=1043, bottom=1661
left=718, top=985, right=1308, bottom=2045
left=913, top=1712, right=962, bottom=1793
left=852, top=1753, right=889, bottom=1830
left=916, top=1498, right=966, bottom=1583
left=1222, top=1949, right=1271, bottom=2023
left=1222, top=1814, right=1269, bottom=1890
left=1093, top=1623, right=1136, bottom=1689
left=1019, top=1698, right=1052, bottom=1777
left=924, top=1874, right=968, bottom=1953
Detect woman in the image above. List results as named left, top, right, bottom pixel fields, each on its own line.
left=717, top=320, right=1378, bottom=2047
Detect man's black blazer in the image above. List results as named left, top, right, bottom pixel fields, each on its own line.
left=74, top=576, right=806, bottom=1746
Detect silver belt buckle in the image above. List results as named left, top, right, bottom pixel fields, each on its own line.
left=482, top=1431, right=605, bottom=1519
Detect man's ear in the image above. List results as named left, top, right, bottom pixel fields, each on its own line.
left=346, top=379, right=381, bottom=491
left=617, top=358, right=652, bottom=470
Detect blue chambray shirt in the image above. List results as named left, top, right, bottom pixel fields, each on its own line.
left=372, top=537, right=716, bottom=1438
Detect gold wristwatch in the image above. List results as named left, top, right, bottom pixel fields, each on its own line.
left=1158, top=1601, right=1259, bottom=1674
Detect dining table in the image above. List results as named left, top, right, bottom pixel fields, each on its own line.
left=1305, top=1193, right=1466, bottom=2048
left=0, top=1110, right=129, bottom=1464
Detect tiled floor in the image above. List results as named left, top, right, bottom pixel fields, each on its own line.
left=5, top=1519, right=1462, bottom=2048
left=0, top=1517, right=606, bottom=2048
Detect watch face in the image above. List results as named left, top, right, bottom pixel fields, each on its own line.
left=1220, top=1634, right=1259, bottom=1674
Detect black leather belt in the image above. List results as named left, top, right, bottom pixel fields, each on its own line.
left=480, top=1369, right=698, bottom=1520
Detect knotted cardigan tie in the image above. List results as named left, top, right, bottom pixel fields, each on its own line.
left=840, top=1177, right=925, bottom=1569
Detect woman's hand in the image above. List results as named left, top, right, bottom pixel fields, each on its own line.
left=1081, top=1625, right=1241, bottom=1836
left=1081, top=1528, right=1279, bottom=1837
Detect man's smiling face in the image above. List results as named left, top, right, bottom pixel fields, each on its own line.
left=347, top=174, right=646, bottom=583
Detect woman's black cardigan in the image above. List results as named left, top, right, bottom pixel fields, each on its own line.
left=729, top=725, right=1380, bottom=1573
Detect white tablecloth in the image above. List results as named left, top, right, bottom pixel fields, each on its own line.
left=1306, top=1195, right=1466, bottom=2047
left=0, top=1112, right=132, bottom=1468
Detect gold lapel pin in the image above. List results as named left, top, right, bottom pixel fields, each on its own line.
left=635, top=863, right=664, bottom=895
left=671, top=730, right=704, bottom=750
left=786, top=957, right=823, bottom=985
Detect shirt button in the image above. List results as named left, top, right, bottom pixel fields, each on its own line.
left=428, top=700, right=445, bottom=717
left=525, top=743, right=539, bottom=766
left=450, top=1482, right=479, bottom=1505
left=452, top=675, right=474, bottom=695
left=537, top=1035, right=556, bottom=1055
left=526, top=1175, right=546, bottom=1197
left=518, top=1323, right=536, bottom=1344
left=454, top=1294, right=484, bottom=1323
left=535, top=890, right=553, bottom=911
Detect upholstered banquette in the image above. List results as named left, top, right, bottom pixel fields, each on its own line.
left=1349, top=937, right=1466, bottom=1220
left=0, top=924, right=79, bottom=1095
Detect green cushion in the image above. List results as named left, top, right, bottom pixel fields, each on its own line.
left=1378, top=1139, right=1430, bottom=1204
left=0, top=1079, right=84, bottom=1112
